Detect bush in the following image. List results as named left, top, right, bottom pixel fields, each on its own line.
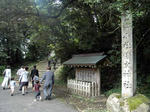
left=0, top=66, right=5, bottom=76
left=101, top=66, right=121, bottom=92
left=0, top=76, right=3, bottom=83
left=54, top=65, right=75, bottom=83
left=104, top=88, right=121, bottom=97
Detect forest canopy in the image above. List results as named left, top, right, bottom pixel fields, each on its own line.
left=0, top=0, right=150, bottom=89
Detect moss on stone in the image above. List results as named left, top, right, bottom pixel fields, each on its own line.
left=115, top=94, right=121, bottom=99
left=120, top=101, right=124, bottom=106
left=127, top=94, right=150, bottom=111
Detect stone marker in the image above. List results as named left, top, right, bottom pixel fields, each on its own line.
left=121, top=11, right=136, bottom=98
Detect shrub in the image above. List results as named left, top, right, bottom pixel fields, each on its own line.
left=101, top=66, right=121, bottom=92
left=0, top=66, right=5, bottom=76
left=54, top=65, right=75, bottom=83
left=0, top=76, right=3, bottom=83
left=104, top=88, right=121, bottom=97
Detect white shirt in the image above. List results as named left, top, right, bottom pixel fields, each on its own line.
left=10, top=80, right=16, bottom=87
left=20, top=71, right=29, bottom=82
left=16, top=68, right=25, bottom=76
left=4, top=69, right=11, bottom=79
left=33, top=75, right=39, bottom=83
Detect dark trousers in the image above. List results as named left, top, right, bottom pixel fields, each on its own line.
left=19, top=82, right=28, bottom=91
left=35, top=91, right=40, bottom=99
left=32, top=80, right=34, bottom=88
left=19, top=82, right=23, bottom=91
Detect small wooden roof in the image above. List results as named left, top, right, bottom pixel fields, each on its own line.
left=63, top=53, right=106, bottom=68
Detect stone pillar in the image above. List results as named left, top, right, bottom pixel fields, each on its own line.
left=133, top=40, right=137, bottom=94
left=121, top=11, right=136, bottom=98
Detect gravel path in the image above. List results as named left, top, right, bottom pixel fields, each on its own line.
left=0, top=86, right=78, bottom=112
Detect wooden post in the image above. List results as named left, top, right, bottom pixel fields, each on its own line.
left=92, top=82, right=94, bottom=97
left=83, top=81, right=85, bottom=96
left=96, top=68, right=101, bottom=96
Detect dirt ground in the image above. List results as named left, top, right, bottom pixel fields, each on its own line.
left=0, top=86, right=77, bottom=112
left=53, top=85, right=108, bottom=112
left=35, top=60, right=108, bottom=112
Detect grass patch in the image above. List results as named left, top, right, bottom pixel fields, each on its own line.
left=127, top=94, right=150, bottom=111
left=0, top=76, right=3, bottom=84
left=72, top=94, right=85, bottom=100
left=84, top=109, right=109, bottom=112
left=120, top=101, right=124, bottom=106
left=104, top=88, right=121, bottom=97
left=54, top=65, right=75, bottom=83
left=71, top=94, right=99, bottom=103
left=0, top=68, right=18, bottom=83
left=54, top=79, right=66, bottom=87
left=144, top=93, right=150, bottom=99
left=68, top=94, right=107, bottom=112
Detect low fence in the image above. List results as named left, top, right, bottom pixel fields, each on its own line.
left=67, top=79, right=99, bottom=97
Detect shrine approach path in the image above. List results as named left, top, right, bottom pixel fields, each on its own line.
left=0, top=87, right=78, bottom=112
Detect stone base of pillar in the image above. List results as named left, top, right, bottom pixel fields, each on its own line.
left=106, top=93, right=150, bottom=112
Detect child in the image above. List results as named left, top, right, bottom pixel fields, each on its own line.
left=34, top=80, right=41, bottom=101
left=32, top=75, right=39, bottom=90
left=10, top=77, right=16, bottom=96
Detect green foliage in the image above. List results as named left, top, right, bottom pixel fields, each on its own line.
left=104, top=88, right=121, bottom=97
left=81, top=0, right=100, bottom=4
left=84, top=109, right=109, bottom=112
left=0, top=0, right=32, bottom=65
left=146, top=75, right=150, bottom=84
left=127, top=94, right=150, bottom=111
left=107, top=43, right=121, bottom=67
left=55, top=65, right=75, bottom=83
left=0, top=76, right=3, bottom=84
left=101, top=65, right=121, bottom=93
left=26, top=43, right=48, bottom=61
left=136, top=74, right=150, bottom=99
left=0, top=66, right=5, bottom=76
left=54, top=79, right=66, bottom=87
left=0, top=0, right=150, bottom=94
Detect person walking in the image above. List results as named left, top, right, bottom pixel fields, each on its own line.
left=40, top=66, right=54, bottom=100
left=1, top=66, right=11, bottom=89
left=19, top=67, right=29, bottom=95
left=33, top=75, right=39, bottom=87
left=10, top=77, right=16, bottom=96
left=30, top=65, right=39, bottom=89
left=34, top=80, right=41, bottom=101
left=16, top=66, right=25, bottom=78
left=16, top=66, right=25, bottom=88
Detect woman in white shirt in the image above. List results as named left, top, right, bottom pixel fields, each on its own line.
left=1, top=66, right=11, bottom=89
left=19, top=67, right=29, bottom=95
left=16, top=66, right=25, bottom=85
